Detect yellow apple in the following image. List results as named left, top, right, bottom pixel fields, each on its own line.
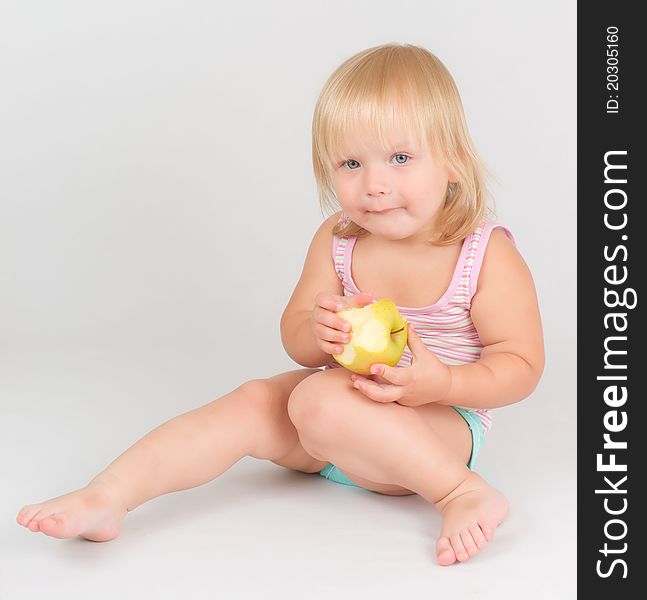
left=333, top=298, right=408, bottom=375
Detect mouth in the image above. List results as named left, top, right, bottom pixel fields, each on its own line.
left=368, top=207, right=398, bottom=215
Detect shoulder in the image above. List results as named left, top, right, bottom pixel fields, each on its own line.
left=484, top=226, right=516, bottom=256
left=303, top=211, right=343, bottom=259
left=322, top=210, right=344, bottom=234
left=476, top=226, right=533, bottom=295
left=310, top=211, right=343, bottom=245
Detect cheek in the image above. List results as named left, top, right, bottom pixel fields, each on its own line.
left=332, top=175, right=346, bottom=197
left=415, top=173, right=449, bottom=203
left=334, top=180, right=360, bottom=208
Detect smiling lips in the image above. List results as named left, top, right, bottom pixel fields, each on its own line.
left=368, top=207, right=398, bottom=214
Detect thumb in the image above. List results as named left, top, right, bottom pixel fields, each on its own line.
left=406, top=323, right=426, bottom=357
left=341, top=291, right=374, bottom=309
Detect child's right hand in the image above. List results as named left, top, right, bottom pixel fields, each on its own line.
left=311, top=291, right=374, bottom=355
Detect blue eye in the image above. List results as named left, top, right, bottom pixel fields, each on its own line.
left=341, top=154, right=409, bottom=169
left=343, top=159, right=360, bottom=170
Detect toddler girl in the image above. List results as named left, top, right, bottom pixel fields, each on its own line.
left=16, top=43, right=544, bottom=566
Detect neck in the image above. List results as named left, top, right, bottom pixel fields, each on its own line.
left=377, top=218, right=440, bottom=248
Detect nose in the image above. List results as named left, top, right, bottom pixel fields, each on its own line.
left=364, top=166, right=391, bottom=197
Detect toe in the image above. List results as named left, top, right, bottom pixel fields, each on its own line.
left=451, top=533, right=469, bottom=562
left=27, top=510, right=45, bottom=532
left=460, top=528, right=479, bottom=558
left=479, top=521, right=494, bottom=541
left=39, top=514, right=70, bottom=539
left=16, top=507, right=29, bottom=526
left=17, top=505, right=40, bottom=527
left=470, top=523, right=487, bottom=549
left=28, top=520, right=40, bottom=532
left=435, top=536, right=457, bottom=566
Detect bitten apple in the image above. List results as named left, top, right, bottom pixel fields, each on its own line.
left=333, top=298, right=408, bottom=375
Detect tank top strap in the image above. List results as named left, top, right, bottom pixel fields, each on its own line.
left=331, top=213, right=356, bottom=285
left=332, top=234, right=349, bottom=282
left=456, top=221, right=516, bottom=301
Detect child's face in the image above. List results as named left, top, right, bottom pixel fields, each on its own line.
left=332, top=126, right=455, bottom=244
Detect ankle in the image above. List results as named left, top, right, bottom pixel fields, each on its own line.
left=433, top=471, right=485, bottom=512
left=88, top=472, right=132, bottom=514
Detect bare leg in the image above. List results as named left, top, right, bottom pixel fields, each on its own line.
left=16, top=368, right=320, bottom=541
left=288, top=368, right=509, bottom=565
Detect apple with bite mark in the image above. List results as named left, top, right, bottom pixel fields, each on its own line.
left=333, top=298, right=408, bottom=375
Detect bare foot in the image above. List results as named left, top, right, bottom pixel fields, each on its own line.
left=16, top=476, right=129, bottom=542
left=433, top=471, right=509, bottom=566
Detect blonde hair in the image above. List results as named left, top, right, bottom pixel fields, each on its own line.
left=311, top=43, right=494, bottom=245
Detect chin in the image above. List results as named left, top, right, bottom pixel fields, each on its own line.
left=365, top=221, right=415, bottom=241
left=368, top=229, right=411, bottom=242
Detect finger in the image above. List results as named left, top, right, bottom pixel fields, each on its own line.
left=353, top=374, right=392, bottom=388
left=314, top=293, right=342, bottom=312
left=320, top=340, right=345, bottom=355
left=367, top=372, right=391, bottom=386
left=314, top=323, right=351, bottom=345
left=352, top=376, right=400, bottom=403
left=406, top=323, right=426, bottom=358
left=340, top=291, right=374, bottom=310
left=315, top=309, right=352, bottom=333
left=369, top=364, right=410, bottom=386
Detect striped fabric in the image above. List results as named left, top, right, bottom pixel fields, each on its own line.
left=324, top=220, right=516, bottom=433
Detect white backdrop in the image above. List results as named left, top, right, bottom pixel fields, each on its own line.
left=1, top=1, right=576, bottom=598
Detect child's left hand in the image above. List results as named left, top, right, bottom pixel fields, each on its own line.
left=350, top=323, right=451, bottom=406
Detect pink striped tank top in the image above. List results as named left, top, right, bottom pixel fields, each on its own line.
left=324, top=221, right=516, bottom=432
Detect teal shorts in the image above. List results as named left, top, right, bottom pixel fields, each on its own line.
left=318, top=406, right=486, bottom=490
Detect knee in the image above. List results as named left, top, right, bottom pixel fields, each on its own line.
left=287, top=374, right=334, bottom=436
left=234, top=379, right=282, bottom=422
left=232, top=378, right=297, bottom=459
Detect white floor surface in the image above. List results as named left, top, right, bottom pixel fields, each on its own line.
left=1, top=346, right=576, bottom=600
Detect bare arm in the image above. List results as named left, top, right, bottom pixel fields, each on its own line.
left=437, top=228, right=545, bottom=409
left=280, top=212, right=345, bottom=367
